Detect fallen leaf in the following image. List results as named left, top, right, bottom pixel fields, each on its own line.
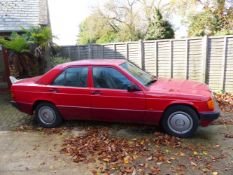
left=191, top=161, right=197, bottom=166
left=124, top=156, right=130, bottom=164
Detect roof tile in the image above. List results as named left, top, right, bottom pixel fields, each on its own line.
left=0, top=0, right=49, bottom=32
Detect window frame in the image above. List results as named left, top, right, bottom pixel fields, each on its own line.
left=91, top=65, right=138, bottom=91
left=50, top=66, right=90, bottom=88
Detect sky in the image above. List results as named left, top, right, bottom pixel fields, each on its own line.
left=48, top=0, right=187, bottom=45
left=48, top=0, right=101, bottom=45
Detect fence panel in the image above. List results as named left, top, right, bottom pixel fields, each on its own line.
left=128, top=42, right=141, bottom=67
left=172, top=40, right=186, bottom=79
left=58, top=35, right=233, bottom=92
left=144, top=41, right=156, bottom=75
left=187, top=38, right=203, bottom=82
left=157, top=40, right=171, bottom=77
left=207, top=37, right=225, bottom=91
left=225, top=37, right=233, bottom=92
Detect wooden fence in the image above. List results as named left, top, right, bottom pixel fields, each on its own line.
left=58, top=35, right=233, bottom=92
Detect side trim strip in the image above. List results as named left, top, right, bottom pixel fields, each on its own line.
left=57, top=105, right=163, bottom=113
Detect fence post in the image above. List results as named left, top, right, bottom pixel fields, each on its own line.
left=77, top=46, right=81, bottom=60
left=155, top=41, right=158, bottom=76
left=202, top=35, right=208, bottom=83
left=185, top=39, right=189, bottom=79
left=68, top=47, right=71, bottom=58
left=114, top=44, right=116, bottom=58
left=102, top=45, right=104, bottom=58
left=139, top=40, right=145, bottom=70
left=88, top=44, right=93, bottom=59
left=170, top=40, right=173, bottom=78
left=126, top=43, right=129, bottom=60
left=222, top=36, right=227, bottom=91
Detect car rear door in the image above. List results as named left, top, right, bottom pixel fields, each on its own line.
left=90, top=66, right=146, bottom=123
left=47, top=66, right=92, bottom=120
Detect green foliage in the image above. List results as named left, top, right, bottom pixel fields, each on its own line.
left=48, top=57, right=71, bottom=68
left=188, top=0, right=233, bottom=36
left=25, top=27, right=53, bottom=46
left=96, top=31, right=118, bottom=44
left=0, top=26, right=53, bottom=78
left=117, top=25, right=142, bottom=42
left=78, top=1, right=175, bottom=44
left=0, top=32, right=29, bottom=53
left=0, top=26, right=52, bottom=52
left=145, top=9, right=174, bottom=40
left=78, top=12, right=118, bottom=44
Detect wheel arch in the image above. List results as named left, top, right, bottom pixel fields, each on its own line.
left=32, top=100, right=56, bottom=111
left=159, top=103, right=200, bottom=125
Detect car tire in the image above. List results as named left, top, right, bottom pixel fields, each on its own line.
left=35, top=102, right=63, bottom=128
left=161, top=105, right=199, bottom=138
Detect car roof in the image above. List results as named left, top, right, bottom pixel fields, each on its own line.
left=56, top=59, right=126, bottom=69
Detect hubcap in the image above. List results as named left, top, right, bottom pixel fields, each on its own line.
left=38, top=106, right=56, bottom=125
left=167, top=111, right=193, bottom=134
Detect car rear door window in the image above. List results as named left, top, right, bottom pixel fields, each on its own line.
left=52, top=67, right=88, bottom=87
left=92, top=67, right=131, bottom=90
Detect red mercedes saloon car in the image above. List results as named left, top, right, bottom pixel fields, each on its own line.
left=10, top=59, right=220, bottom=137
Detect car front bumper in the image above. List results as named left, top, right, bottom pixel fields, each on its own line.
left=199, top=100, right=220, bottom=126
left=199, top=111, right=220, bottom=120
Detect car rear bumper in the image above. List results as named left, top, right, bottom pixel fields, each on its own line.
left=11, top=101, right=19, bottom=109
left=10, top=100, right=33, bottom=115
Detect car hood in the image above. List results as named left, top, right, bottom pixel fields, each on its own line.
left=148, top=77, right=211, bottom=100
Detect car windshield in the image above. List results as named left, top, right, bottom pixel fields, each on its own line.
left=120, top=62, right=156, bottom=86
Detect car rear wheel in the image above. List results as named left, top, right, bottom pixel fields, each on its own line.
left=161, top=105, right=199, bottom=138
left=35, top=102, right=63, bottom=128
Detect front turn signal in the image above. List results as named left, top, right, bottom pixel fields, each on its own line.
left=207, top=99, right=214, bottom=110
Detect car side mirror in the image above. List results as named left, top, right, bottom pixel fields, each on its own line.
left=127, top=84, right=141, bottom=92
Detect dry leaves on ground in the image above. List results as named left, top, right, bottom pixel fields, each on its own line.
left=214, top=93, right=233, bottom=113
left=15, top=125, right=72, bottom=135
left=60, top=127, right=225, bottom=174
left=213, top=93, right=233, bottom=125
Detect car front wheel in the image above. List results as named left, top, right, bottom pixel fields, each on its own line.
left=35, top=102, right=63, bottom=128
left=161, top=105, right=199, bottom=138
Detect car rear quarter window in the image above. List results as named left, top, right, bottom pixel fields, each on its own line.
left=52, top=67, right=88, bottom=87
left=53, top=71, right=65, bottom=86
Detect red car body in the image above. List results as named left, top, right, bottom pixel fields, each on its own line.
left=11, top=59, right=219, bottom=129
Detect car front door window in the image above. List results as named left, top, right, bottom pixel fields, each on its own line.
left=93, top=67, right=131, bottom=90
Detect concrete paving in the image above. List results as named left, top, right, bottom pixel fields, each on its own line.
left=0, top=125, right=232, bottom=175
left=0, top=131, right=94, bottom=175
left=0, top=94, right=233, bottom=174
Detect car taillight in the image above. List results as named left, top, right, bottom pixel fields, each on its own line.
left=207, top=99, right=214, bottom=110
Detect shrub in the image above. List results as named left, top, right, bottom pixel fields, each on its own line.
left=48, top=57, right=72, bottom=68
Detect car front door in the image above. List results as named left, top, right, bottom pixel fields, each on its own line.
left=90, top=66, right=146, bottom=123
left=48, top=66, right=92, bottom=120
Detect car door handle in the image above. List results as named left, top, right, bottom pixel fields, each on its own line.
left=91, top=90, right=102, bottom=95
left=49, top=88, right=59, bottom=93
